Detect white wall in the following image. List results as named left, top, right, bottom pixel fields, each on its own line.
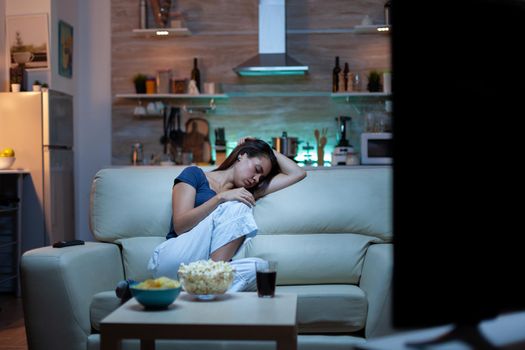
left=1, top=0, right=111, bottom=242
left=0, top=0, right=6, bottom=89
left=75, top=0, right=111, bottom=241
left=50, top=0, right=75, bottom=94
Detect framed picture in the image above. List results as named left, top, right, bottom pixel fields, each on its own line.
left=5, top=14, right=49, bottom=69
left=58, top=20, right=73, bottom=78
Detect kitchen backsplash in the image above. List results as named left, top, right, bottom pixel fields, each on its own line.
left=111, top=0, right=391, bottom=165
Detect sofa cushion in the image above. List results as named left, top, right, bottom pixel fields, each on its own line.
left=243, top=233, right=375, bottom=285
left=116, top=236, right=166, bottom=281
left=277, top=284, right=367, bottom=333
left=254, top=168, right=392, bottom=242
left=90, top=291, right=121, bottom=331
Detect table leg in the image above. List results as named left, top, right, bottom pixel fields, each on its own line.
left=101, top=334, right=121, bottom=350
left=277, top=335, right=297, bottom=350
left=141, top=338, right=155, bottom=350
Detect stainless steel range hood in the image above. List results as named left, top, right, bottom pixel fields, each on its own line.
left=233, top=0, right=308, bottom=76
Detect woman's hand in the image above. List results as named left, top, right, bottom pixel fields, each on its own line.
left=218, top=187, right=256, bottom=207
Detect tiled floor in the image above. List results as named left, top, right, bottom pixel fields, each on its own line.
left=0, top=293, right=27, bottom=350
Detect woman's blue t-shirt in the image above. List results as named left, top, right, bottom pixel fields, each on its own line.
left=166, top=166, right=216, bottom=239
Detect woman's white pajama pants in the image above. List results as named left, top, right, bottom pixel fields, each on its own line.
left=147, top=201, right=267, bottom=292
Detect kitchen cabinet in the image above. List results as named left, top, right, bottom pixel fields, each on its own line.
left=0, top=170, right=27, bottom=296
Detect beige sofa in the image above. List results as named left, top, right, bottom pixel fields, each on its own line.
left=21, top=166, right=393, bottom=350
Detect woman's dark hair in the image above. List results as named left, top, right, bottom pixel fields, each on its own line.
left=213, top=138, right=281, bottom=196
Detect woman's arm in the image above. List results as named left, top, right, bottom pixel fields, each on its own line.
left=237, top=136, right=307, bottom=199
left=257, top=149, right=307, bottom=198
left=172, top=183, right=256, bottom=234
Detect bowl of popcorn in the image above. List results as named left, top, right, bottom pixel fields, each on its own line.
left=178, top=260, right=235, bottom=300
left=130, top=277, right=182, bottom=309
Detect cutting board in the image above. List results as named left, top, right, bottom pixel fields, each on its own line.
left=183, top=118, right=211, bottom=163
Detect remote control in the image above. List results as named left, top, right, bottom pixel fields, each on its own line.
left=52, top=239, right=85, bottom=248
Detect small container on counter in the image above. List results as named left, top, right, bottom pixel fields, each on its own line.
left=346, top=151, right=360, bottom=165
left=131, top=143, right=144, bottom=165
left=145, top=77, right=156, bottom=94
left=156, top=70, right=172, bottom=94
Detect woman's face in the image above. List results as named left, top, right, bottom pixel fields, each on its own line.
left=234, top=153, right=272, bottom=189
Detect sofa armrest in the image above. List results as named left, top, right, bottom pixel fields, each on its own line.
left=359, top=243, right=394, bottom=339
left=21, top=242, right=124, bottom=350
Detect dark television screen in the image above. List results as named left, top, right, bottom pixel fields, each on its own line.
left=392, top=0, right=525, bottom=334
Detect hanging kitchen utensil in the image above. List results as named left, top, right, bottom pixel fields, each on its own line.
left=183, top=117, right=211, bottom=163
left=169, top=107, right=185, bottom=149
left=159, top=106, right=170, bottom=154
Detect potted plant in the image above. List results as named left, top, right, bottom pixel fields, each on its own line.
left=133, top=74, right=148, bottom=94
left=32, top=80, right=42, bottom=92
left=41, top=83, right=49, bottom=92
left=10, top=74, right=21, bottom=92
left=367, top=70, right=382, bottom=92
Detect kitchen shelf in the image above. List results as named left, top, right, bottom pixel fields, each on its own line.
left=150, top=27, right=390, bottom=37
left=227, top=91, right=330, bottom=98
left=331, top=92, right=391, bottom=113
left=116, top=94, right=227, bottom=114
left=116, top=93, right=227, bottom=99
left=116, top=92, right=389, bottom=101
left=331, top=92, right=390, bottom=97
left=353, top=24, right=391, bottom=34
left=132, top=28, right=191, bottom=36
left=331, top=92, right=391, bottom=103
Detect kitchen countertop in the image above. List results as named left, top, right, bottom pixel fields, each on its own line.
left=113, top=164, right=391, bottom=171
left=0, top=169, right=29, bottom=174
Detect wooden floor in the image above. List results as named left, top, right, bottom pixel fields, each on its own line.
left=0, top=293, right=27, bottom=350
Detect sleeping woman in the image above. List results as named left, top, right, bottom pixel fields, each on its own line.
left=148, top=137, right=306, bottom=291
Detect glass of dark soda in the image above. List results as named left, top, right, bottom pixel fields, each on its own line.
left=256, top=261, right=278, bottom=298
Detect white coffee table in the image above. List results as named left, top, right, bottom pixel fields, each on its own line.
left=100, top=292, right=297, bottom=350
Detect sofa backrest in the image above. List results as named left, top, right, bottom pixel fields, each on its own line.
left=90, top=167, right=181, bottom=242
left=245, top=168, right=392, bottom=285
left=90, top=166, right=392, bottom=282
left=254, top=168, right=392, bottom=241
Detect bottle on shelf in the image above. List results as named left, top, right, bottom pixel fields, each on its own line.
left=332, top=56, right=341, bottom=93
left=352, top=72, right=362, bottom=92
left=139, top=0, right=147, bottom=29
left=191, top=58, right=201, bottom=93
left=343, top=63, right=350, bottom=92
left=384, top=0, right=391, bottom=25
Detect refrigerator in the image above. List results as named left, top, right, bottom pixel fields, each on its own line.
left=0, top=90, right=75, bottom=252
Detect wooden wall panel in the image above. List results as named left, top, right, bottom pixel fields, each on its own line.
left=111, top=0, right=391, bottom=165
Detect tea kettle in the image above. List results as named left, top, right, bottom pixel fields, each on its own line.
left=272, top=131, right=298, bottom=159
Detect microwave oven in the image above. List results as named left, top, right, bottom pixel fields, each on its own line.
left=360, top=132, right=393, bottom=165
